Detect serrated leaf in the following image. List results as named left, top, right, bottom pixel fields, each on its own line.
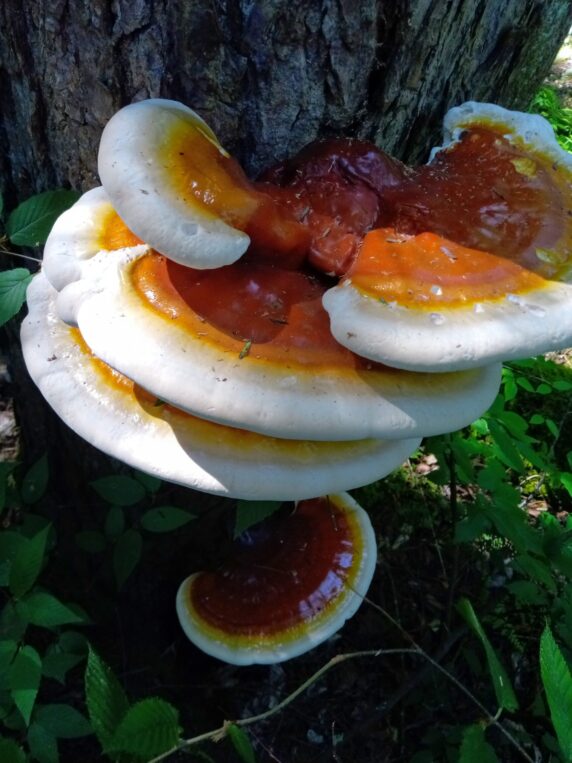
left=9, top=644, right=42, bottom=725
left=113, top=530, right=142, bottom=589
left=24, top=591, right=85, bottom=628
left=457, top=598, right=518, bottom=711
left=234, top=500, right=281, bottom=539
left=228, top=724, right=256, bottom=763
left=141, top=506, right=196, bottom=533
left=91, top=475, right=146, bottom=506
left=0, top=269, right=33, bottom=327
left=109, top=698, right=180, bottom=757
left=540, top=625, right=572, bottom=760
left=74, top=530, right=107, bottom=554
left=34, top=703, right=92, bottom=738
left=9, top=525, right=50, bottom=599
left=0, top=737, right=27, bottom=763
left=104, top=505, right=125, bottom=538
left=458, top=725, right=499, bottom=762
left=6, top=190, right=80, bottom=246
left=85, top=647, right=129, bottom=751
left=21, top=454, right=49, bottom=505
left=28, top=722, right=59, bottom=763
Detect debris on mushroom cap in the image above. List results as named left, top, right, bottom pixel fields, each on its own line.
left=323, top=102, right=572, bottom=372
left=55, top=241, right=501, bottom=441
left=98, top=99, right=308, bottom=270
left=22, top=273, right=421, bottom=500
left=176, top=492, right=377, bottom=665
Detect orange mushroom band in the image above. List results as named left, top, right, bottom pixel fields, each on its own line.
left=176, top=492, right=377, bottom=665
left=323, top=102, right=572, bottom=372
left=55, top=239, right=501, bottom=442
left=22, top=272, right=421, bottom=501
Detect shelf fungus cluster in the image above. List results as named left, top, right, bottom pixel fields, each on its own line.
left=22, top=98, right=572, bottom=664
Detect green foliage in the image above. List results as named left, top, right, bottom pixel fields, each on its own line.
left=234, top=500, right=282, bottom=538
left=0, top=269, right=33, bottom=328
left=85, top=648, right=129, bottom=752
left=540, top=625, right=572, bottom=759
left=530, top=86, right=572, bottom=152
left=457, top=598, right=518, bottom=711
left=85, top=648, right=180, bottom=760
left=6, top=189, right=80, bottom=246
left=458, top=725, right=500, bottom=763
left=140, top=506, right=196, bottom=533
left=227, top=724, right=257, bottom=763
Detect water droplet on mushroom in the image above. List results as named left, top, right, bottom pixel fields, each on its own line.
left=429, top=312, right=445, bottom=325
left=440, top=246, right=457, bottom=261
left=430, top=284, right=443, bottom=296
left=506, top=293, right=524, bottom=306
left=474, top=303, right=484, bottom=314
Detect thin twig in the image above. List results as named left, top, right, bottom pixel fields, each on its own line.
left=0, top=245, right=42, bottom=264
left=146, top=649, right=418, bottom=763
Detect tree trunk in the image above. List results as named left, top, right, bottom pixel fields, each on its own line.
left=0, top=0, right=571, bottom=469
left=1, top=0, right=570, bottom=197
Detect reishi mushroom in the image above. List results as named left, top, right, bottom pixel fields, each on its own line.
left=22, top=272, right=420, bottom=501
left=176, top=493, right=377, bottom=665
left=23, top=97, right=571, bottom=664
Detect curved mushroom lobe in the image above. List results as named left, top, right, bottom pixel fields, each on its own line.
left=182, top=494, right=372, bottom=641
left=259, top=127, right=570, bottom=283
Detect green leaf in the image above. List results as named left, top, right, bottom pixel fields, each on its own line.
left=234, top=500, right=282, bottom=539
left=487, top=420, right=524, bottom=472
left=458, top=725, right=499, bottom=762
left=133, top=470, right=162, bottom=493
left=457, top=598, right=518, bottom=711
left=74, top=530, right=107, bottom=554
left=108, top=698, right=180, bottom=757
left=0, top=269, right=33, bottom=327
left=85, top=647, right=129, bottom=751
left=540, top=625, right=572, bottom=760
left=28, top=722, right=59, bottom=763
left=41, top=650, right=84, bottom=684
left=559, top=473, right=572, bottom=498
left=21, top=454, right=49, bottom=505
left=9, top=644, right=42, bottom=725
left=34, top=703, right=92, bottom=738
left=9, top=525, right=50, bottom=599
left=512, top=554, right=556, bottom=592
left=0, top=640, right=18, bottom=691
left=141, top=506, right=196, bottom=533
left=6, top=189, right=80, bottom=246
left=0, top=737, right=27, bottom=763
left=24, top=591, right=86, bottom=628
left=227, top=724, right=256, bottom=763
left=113, top=529, right=142, bottom=589
left=104, top=505, right=125, bottom=538
left=91, top=475, right=146, bottom=506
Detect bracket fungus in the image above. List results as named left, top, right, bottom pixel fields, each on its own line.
left=176, top=493, right=376, bottom=665
left=22, top=97, right=571, bottom=664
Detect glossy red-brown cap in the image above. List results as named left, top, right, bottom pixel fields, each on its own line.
left=176, top=493, right=377, bottom=664
left=324, top=103, right=572, bottom=372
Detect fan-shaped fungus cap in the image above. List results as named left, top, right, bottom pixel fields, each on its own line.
left=57, top=241, right=501, bottom=441
left=22, top=273, right=420, bottom=500
left=42, top=187, right=145, bottom=292
left=98, top=100, right=307, bottom=270
left=323, top=102, right=572, bottom=372
left=176, top=492, right=376, bottom=665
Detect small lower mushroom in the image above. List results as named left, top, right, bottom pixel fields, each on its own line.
left=176, top=492, right=377, bottom=665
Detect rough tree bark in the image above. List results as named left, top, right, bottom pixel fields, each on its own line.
left=0, top=0, right=571, bottom=471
